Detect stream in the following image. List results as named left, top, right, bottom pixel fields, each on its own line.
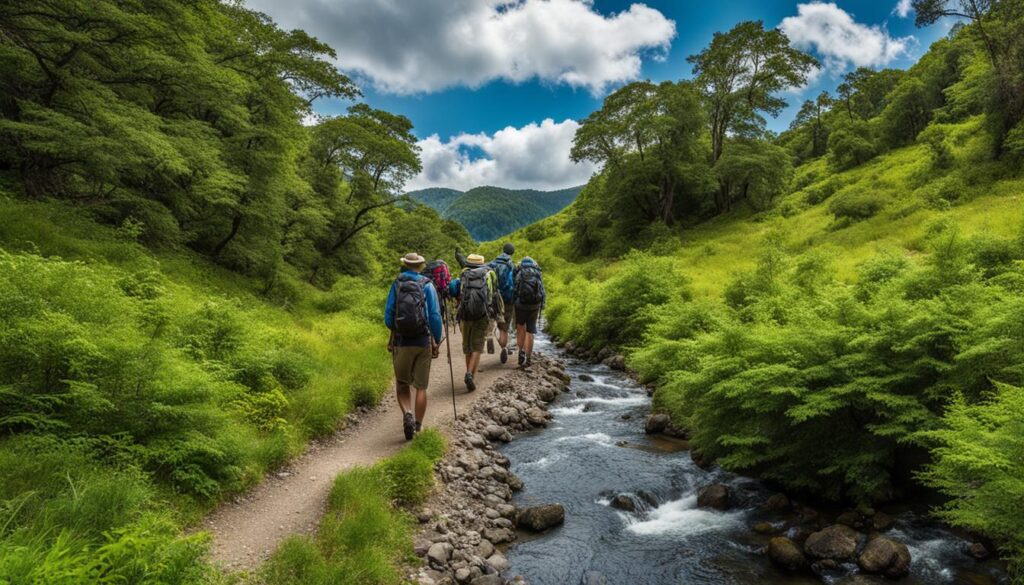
left=500, top=333, right=1008, bottom=585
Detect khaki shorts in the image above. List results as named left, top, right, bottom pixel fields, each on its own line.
left=499, top=302, right=515, bottom=333
left=392, top=344, right=431, bottom=389
left=461, top=318, right=489, bottom=354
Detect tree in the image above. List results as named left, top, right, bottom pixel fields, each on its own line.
left=302, top=105, right=421, bottom=283
left=571, top=81, right=710, bottom=227
left=790, top=92, right=832, bottom=159
left=828, top=120, right=880, bottom=170
left=836, top=68, right=904, bottom=121
left=688, top=21, right=818, bottom=212
left=714, top=139, right=793, bottom=210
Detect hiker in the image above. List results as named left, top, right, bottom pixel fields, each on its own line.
left=384, top=252, right=443, bottom=440
left=423, top=258, right=453, bottom=325
left=489, top=242, right=517, bottom=364
left=450, top=253, right=503, bottom=392
left=513, top=256, right=546, bottom=367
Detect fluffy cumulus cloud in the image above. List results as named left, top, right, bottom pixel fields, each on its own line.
left=246, top=0, right=675, bottom=95
left=780, top=2, right=913, bottom=70
left=406, top=119, right=599, bottom=192
left=894, top=0, right=914, bottom=18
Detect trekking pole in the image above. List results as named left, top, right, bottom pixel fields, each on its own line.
left=443, top=298, right=458, bottom=420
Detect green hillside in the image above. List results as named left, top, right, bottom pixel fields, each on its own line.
left=408, top=184, right=582, bottom=240
left=494, top=10, right=1024, bottom=576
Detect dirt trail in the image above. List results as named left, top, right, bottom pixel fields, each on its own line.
left=201, top=327, right=512, bottom=572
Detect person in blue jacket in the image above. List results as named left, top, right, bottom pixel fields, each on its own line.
left=384, top=252, right=443, bottom=440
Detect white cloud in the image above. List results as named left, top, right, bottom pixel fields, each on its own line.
left=780, top=2, right=913, bottom=70
left=246, top=0, right=675, bottom=95
left=406, top=119, right=599, bottom=192
left=894, top=0, right=913, bottom=18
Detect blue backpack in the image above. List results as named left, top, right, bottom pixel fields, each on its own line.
left=491, top=255, right=515, bottom=303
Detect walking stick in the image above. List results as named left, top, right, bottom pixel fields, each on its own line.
left=442, top=297, right=458, bottom=419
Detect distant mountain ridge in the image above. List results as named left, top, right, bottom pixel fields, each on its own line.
left=406, top=184, right=583, bottom=241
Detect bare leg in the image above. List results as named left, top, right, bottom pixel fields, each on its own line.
left=468, top=352, right=482, bottom=376
left=414, top=387, right=427, bottom=423
left=396, top=383, right=411, bottom=414
left=498, top=328, right=509, bottom=349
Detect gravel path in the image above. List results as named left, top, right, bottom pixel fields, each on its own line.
left=201, top=327, right=511, bottom=572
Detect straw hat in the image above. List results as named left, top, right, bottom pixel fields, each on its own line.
left=467, top=253, right=486, bottom=264
left=400, top=252, right=426, bottom=268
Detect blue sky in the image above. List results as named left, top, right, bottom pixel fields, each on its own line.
left=249, top=0, right=951, bottom=191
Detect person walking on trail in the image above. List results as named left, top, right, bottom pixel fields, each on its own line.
left=423, top=258, right=453, bottom=325
left=489, top=242, right=517, bottom=364
left=450, top=253, right=503, bottom=392
left=384, top=252, right=443, bottom=440
left=513, top=256, right=546, bottom=367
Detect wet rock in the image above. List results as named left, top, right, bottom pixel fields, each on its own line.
left=690, top=449, right=710, bottom=469
left=610, top=494, right=636, bottom=512
left=663, top=423, right=689, bottom=439
left=578, top=374, right=595, bottom=382
left=753, top=522, right=775, bottom=535
left=858, top=536, right=911, bottom=578
left=526, top=407, right=548, bottom=426
left=836, top=511, right=862, bottom=529
left=481, top=526, right=513, bottom=544
left=968, top=542, right=990, bottom=560
left=454, top=568, right=472, bottom=583
left=475, top=539, right=495, bottom=559
left=597, top=346, right=614, bottom=361
left=537, top=386, right=557, bottom=403
left=517, top=503, right=565, bottom=532
left=583, top=571, right=608, bottom=585
left=427, top=542, right=454, bottom=567
left=636, top=490, right=659, bottom=507
left=804, top=525, right=859, bottom=561
left=486, top=552, right=509, bottom=573
left=644, top=413, right=670, bottom=435
left=768, top=537, right=808, bottom=572
left=697, top=483, right=730, bottom=511
left=836, top=576, right=886, bottom=585
left=620, top=413, right=632, bottom=421
left=762, top=493, right=790, bottom=512
left=496, top=504, right=516, bottom=518
left=506, top=473, right=524, bottom=491
left=603, top=355, right=626, bottom=370
left=871, top=511, right=894, bottom=532
left=470, top=576, right=502, bottom=585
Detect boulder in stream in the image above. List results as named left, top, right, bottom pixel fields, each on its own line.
left=768, top=536, right=808, bottom=571
left=517, top=503, right=565, bottom=532
left=696, top=483, right=731, bottom=510
left=610, top=494, right=637, bottom=512
left=578, top=374, right=595, bottom=382
left=858, top=536, right=911, bottom=578
left=804, top=524, right=859, bottom=561
left=644, top=413, right=670, bottom=435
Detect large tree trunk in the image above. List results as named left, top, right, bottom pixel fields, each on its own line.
left=212, top=213, right=242, bottom=257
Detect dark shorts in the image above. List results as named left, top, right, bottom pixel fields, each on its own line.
left=515, top=305, right=541, bottom=334
left=393, top=344, right=431, bottom=389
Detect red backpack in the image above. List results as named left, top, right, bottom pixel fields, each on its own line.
left=424, top=260, right=451, bottom=298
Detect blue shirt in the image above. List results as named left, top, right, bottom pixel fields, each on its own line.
left=384, top=270, right=443, bottom=346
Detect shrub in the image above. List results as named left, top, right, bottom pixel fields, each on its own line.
left=829, top=189, right=886, bottom=222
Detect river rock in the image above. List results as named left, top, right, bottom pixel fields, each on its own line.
left=517, top=503, right=565, bottom=532
left=427, top=542, right=454, bottom=567
left=578, top=374, right=595, bottom=382
left=696, top=483, right=730, bottom=510
left=583, top=571, right=609, bottom=585
left=537, top=386, right=557, bottom=403
left=858, top=536, right=911, bottom=578
left=871, top=511, right=894, bottom=532
left=836, top=576, right=886, bottom=585
left=644, top=413, right=670, bottom=434
left=968, top=542, right=990, bottom=560
left=454, top=567, right=471, bottom=583
left=603, top=355, right=626, bottom=370
left=482, top=526, right=513, bottom=544
left=804, top=525, right=859, bottom=561
left=475, top=539, right=495, bottom=559
left=486, top=552, right=509, bottom=572
left=470, top=576, right=502, bottom=585
left=753, top=522, right=775, bottom=535
left=768, top=537, right=808, bottom=571
left=597, top=346, right=614, bottom=361
left=526, top=406, right=548, bottom=426
left=610, top=494, right=637, bottom=512
left=762, top=493, right=790, bottom=512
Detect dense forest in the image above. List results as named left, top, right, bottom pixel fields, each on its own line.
left=512, top=1, right=1024, bottom=577
left=0, top=1, right=470, bottom=582
left=408, top=185, right=582, bottom=241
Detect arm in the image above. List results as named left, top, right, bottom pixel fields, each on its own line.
left=425, top=282, right=443, bottom=344
left=455, top=248, right=468, bottom=268
left=383, top=282, right=397, bottom=330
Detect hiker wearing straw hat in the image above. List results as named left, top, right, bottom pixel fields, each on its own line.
left=384, top=252, right=443, bottom=440
left=449, top=253, right=503, bottom=392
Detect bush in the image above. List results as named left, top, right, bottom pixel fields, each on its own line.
left=829, top=189, right=887, bottom=222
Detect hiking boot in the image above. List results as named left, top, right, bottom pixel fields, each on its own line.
left=518, top=350, right=526, bottom=366
left=465, top=372, right=476, bottom=392
left=402, top=412, right=415, bottom=441
left=500, top=347, right=508, bottom=364
left=487, top=338, right=495, bottom=354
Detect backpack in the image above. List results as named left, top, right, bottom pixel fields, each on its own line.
left=491, top=256, right=515, bottom=303
left=457, top=267, right=493, bottom=321
left=393, top=275, right=429, bottom=337
left=424, top=260, right=451, bottom=299
left=516, top=264, right=544, bottom=307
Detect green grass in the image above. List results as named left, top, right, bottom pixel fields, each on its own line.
left=0, top=194, right=395, bottom=583
left=255, top=430, right=446, bottom=585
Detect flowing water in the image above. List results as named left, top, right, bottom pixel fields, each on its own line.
left=501, top=334, right=1008, bottom=585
